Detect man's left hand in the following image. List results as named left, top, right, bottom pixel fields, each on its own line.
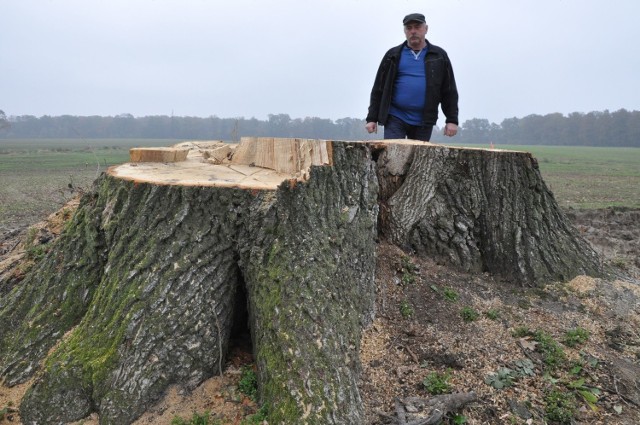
left=443, top=123, right=458, bottom=137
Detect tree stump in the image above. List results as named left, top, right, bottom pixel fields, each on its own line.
left=375, top=142, right=601, bottom=283
left=0, top=138, right=602, bottom=424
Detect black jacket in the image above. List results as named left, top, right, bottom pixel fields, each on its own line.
left=366, top=40, right=459, bottom=126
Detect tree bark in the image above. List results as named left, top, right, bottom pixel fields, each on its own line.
left=0, top=139, right=601, bottom=424
left=376, top=143, right=602, bottom=284
left=1, top=141, right=378, bottom=424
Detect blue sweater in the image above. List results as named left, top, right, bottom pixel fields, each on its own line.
left=389, top=46, right=427, bottom=126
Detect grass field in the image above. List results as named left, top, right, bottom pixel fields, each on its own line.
left=1, top=139, right=639, bottom=230
left=0, top=139, right=180, bottom=230
left=464, top=143, right=640, bottom=210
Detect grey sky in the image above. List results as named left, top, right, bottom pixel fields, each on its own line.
left=2, top=0, right=639, bottom=126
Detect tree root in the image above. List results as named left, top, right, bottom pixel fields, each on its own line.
left=377, top=392, right=477, bottom=425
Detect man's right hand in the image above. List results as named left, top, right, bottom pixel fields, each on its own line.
left=365, top=122, right=378, bottom=134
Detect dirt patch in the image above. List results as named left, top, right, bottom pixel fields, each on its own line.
left=1, top=208, right=639, bottom=424
left=566, top=207, right=640, bottom=279
left=361, top=243, right=639, bottom=424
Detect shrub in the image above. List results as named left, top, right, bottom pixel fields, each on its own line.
left=399, top=300, right=414, bottom=319
left=564, top=327, right=589, bottom=347
left=544, top=388, right=577, bottom=424
left=485, top=309, right=500, bottom=320
left=238, top=366, right=258, bottom=400
left=533, top=331, right=566, bottom=369
left=485, top=367, right=515, bottom=389
left=460, top=306, right=479, bottom=322
left=397, top=255, right=418, bottom=285
left=423, top=370, right=452, bottom=395
left=443, top=288, right=459, bottom=302
left=171, top=411, right=217, bottom=425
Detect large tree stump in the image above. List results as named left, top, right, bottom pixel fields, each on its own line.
left=0, top=138, right=601, bottom=424
left=375, top=142, right=601, bottom=283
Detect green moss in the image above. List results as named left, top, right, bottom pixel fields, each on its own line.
left=43, top=266, right=145, bottom=394
left=248, top=228, right=360, bottom=423
left=255, top=342, right=302, bottom=422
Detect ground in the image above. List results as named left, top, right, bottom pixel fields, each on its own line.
left=1, top=206, right=639, bottom=424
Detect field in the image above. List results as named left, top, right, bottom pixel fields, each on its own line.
left=457, top=143, right=640, bottom=210
left=494, top=144, right=640, bottom=209
left=1, top=139, right=639, bottom=232
left=0, top=139, right=179, bottom=230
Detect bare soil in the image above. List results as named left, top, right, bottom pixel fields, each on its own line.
left=1, top=206, right=639, bottom=424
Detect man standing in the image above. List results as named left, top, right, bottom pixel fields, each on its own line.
left=365, top=13, right=459, bottom=141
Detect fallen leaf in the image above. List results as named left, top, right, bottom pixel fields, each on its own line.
left=519, top=338, right=537, bottom=351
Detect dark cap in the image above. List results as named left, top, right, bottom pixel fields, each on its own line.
left=403, top=13, right=426, bottom=25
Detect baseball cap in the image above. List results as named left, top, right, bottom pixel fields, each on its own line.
left=403, top=13, right=426, bottom=25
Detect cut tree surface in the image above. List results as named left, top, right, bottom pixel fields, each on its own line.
left=112, top=138, right=335, bottom=188
left=129, top=147, right=190, bottom=163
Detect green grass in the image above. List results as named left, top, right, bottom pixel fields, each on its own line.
left=451, top=144, right=640, bottom=209
left=443, top=287, right=459, bottom=302
left=485, top=309, right=500, bottom=320
left=0, top=139, right=180, bottom=229
left=0, top=138, right=179, bottom=171
left=0, top=138, right=180, bottom=152
left=399, top=299, right=414, bottom=319
left=460, top=306, right=479, bottom=322
left=238, top=366, right=258, bottom=400
left=563, top=327, right=590, bottom=348
left=519, top=145, right=640, bottom=209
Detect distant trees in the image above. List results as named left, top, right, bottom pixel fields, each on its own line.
left=456, top=109, right=640, bottom=147
left=1, top=109, right=639, bottom=147
left=0, top=110, right=10, bottom=131
left=0, top=114, right=379, bottom=142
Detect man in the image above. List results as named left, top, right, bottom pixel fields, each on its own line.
left=365, top=13, right=459, bottom=141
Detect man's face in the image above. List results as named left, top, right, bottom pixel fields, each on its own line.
left=404, top=22, right=428, bottom=48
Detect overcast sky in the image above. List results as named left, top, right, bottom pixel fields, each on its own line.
left=2, top=0, right=639, bottom=125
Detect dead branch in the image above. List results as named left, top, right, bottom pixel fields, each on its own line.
left=402, top=344, right=420, bottom=364
left=395, top=398, right=408, bottom=425
left=378, top=392, right=477, bottom=425
left=404, top=392, right=477, bottom=425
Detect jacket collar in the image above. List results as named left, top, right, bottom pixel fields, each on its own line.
left=394, top=39, right=431, bottom=57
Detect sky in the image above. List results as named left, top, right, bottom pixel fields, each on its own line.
left=2, top=0, right=640, bottom=125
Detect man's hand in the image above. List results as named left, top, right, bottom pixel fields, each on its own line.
left=365, top=122, right=378, bottom=134
left=443, top=123, right=458, bottom=137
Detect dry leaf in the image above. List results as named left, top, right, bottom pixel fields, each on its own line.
left=519, top=338, right=537, bottom=351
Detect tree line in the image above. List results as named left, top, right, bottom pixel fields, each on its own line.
left=1, top=109, right=639, bottom=147
left=456, top=109, right=640, bottom=147
left=0, top=113, right=373, bottom=142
